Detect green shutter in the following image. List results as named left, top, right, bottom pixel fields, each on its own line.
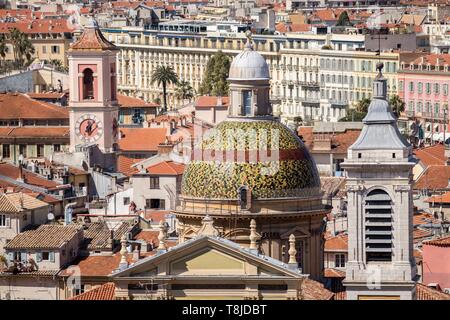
left=49, top=251, right=55, bottom=262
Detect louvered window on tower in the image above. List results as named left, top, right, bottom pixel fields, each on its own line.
left=364, top=189, right=393, bottom=262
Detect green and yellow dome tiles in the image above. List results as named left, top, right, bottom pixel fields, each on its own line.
left=181, top=120, right=321, bottom=199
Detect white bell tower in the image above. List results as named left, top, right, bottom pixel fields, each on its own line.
left=341, top=63, right=417, bottom=300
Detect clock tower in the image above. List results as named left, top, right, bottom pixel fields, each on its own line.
left=68, top=18, right=119, bottom=155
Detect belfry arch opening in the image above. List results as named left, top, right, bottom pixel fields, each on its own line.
left=82, top=68, right=94, bottom=100
left=364, top=189, right=393, bottom=262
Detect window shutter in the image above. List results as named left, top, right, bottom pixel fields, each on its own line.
left=6, top=215, right=10, bottom=227
left=20, top=252, right=27, bottom=262
left=36, top=252, right=42, bottom=262
left=49, top=251, right=55, bottom=262
left=7, top=252, right=13, bottom=263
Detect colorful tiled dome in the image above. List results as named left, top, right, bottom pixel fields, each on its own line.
left=182, top=120, right=321, bottom=199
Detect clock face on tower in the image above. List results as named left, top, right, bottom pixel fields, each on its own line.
left=75, top=114, right=104, bottom=143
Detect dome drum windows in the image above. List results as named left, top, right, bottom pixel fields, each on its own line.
left=364, top=189, right=393, bottom=262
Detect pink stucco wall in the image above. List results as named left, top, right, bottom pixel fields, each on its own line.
left=422, top=244, right=450, bottom=290
left=399, top=71, right=450, bottom=133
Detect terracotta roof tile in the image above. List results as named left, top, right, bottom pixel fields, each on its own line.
left=118, top=128, right=167, bottom=152
left=70, top=25, right=118, bottom=51
left=0, top=192, right=48, bottom=213
left=301, top=278, right=334, bottom=300
left=117, top=155, right=141, bottom=177
left=324, top=234, right=348, bottom=252
left=416, top=283, right=450, bottom=300
left=414, top=144, right=445, bottom=167
left=0, top=163, right=61, bottom=189
left=0, top=127, right=69, bottom=138
left=0, top=93, right=69, bottom=119
left=145, top=161, right=185, bottom=175
left=194, top=96, right=229, bottom=108
left=324, top=268, right=345, bottom=278
left=413, top=228, right=434, bottom=242
left=413, top=212, right=439, bottom=225
left=0, top=19, right=74, bottom=34
left=414, top=165, right=450, bottom=190
left=70, top=282, right=116, bottom=300
left=5, top=224, right=82, bottom=250
left=425, top=191, right=450, bottom=204
left=423, top=235, right=450, bottom=247
left=118, top=94, right=159, bottom=108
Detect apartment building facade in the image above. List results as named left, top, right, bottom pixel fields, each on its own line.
left=102, top=26, right=401, bottom=125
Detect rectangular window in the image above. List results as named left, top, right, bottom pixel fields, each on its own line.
left=242, top=90, right=252, bottom=116
left=53, top=144, right=61, bottom=152
left=51, top=46, right=60, bottom=54
left=37, top=144, right=44, bottom=158
left=335, top=254, right=346, bottom=268
left=42, top=46, right=46, bottom=54
left=426, top=83, right=431, bottom=94
left=444, top=84, right=448, bottom=96
left=2, top=144, right=10, bottom=158
left=123, top=197, right=130, bottom=205
left=42, top=251, right=50, bottom=261
left=19, top=144, right=27, bottom=158
left=149, top=177, right=160, bottom=189
left=0, top=214, right=7, bottom=227
left=418, top=82, right=423, bottom=94
left=434, top=83, right=440, bottom=94
left=145, top=199, right=165, bottom=210
left=399, top=81, right=404, bottom=92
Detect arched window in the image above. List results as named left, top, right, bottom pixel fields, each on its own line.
left=239, top=186, right=250, bottom=210
left=83, top=68, right=94, bottom=100
left=364, top=189, right=393, bottom=262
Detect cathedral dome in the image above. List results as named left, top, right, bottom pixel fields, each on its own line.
left=228, top=44, right=270, bottom=81
left=181, top=120, right=321, bottom=200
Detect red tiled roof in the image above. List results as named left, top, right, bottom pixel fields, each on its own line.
left=0, top=163, right=60, bottom=189
left=324, top=268, right=345, bottom=278
left=414, top=144, right=445, bottom=167
left=331, top=130, right=361, bottom=154
left=0, top=19, right=74, bottom=34
left=118, top=128, right=167, bottom=152
left=297, top=127, right=313, bottom=149
left=118, top=94, right=159, bottom=108
left=413, top=228, right=433, bottom=241
left=146, top=161, right=185, bottom=175
left=142, top=210, right=169, bottom=223
left=414, top=165, right=450, bottom=190
left=276, top=23, right=311, bottom=33
left=423, top=236, right=450, bottom=247
left=410, top=53, right=450, bottom=67
left=324, top=234, right=348, bottom=252
left=416, top=283, right=450, bottom=300
left=301, top=278, right=334, bottom=300
left=70, top=25, right=118, bottom=51
left=117, top=154, right=141, bottom=177
left=27, top=92, right=66, bottom=99
left=194, top=96, right=229, bottom=108
left=70, top=282, right=116, bottom=300
left=425, top=191, right=450, bottom=204
left=0, top=93, right=69, bottom=119
left=0, top=127, right=69, bottom=138
left=134, top=230, right=159, bottom=246
left=413, top=212, right=439, bottom=225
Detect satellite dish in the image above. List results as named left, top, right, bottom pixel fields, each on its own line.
left=48, top=213, right=55, bottom=221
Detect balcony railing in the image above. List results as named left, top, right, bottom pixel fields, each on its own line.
left=330, top=99, right=348, bottom=107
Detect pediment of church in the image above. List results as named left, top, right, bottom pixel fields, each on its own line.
left=280, top=226, right=311, bottom=239
left=111, top=236, right=303, bottom=279
left=170, top=248, right=245, bottom=275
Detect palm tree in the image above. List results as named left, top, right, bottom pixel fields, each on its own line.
left=175, top=80, right=195, bottom=103
left=151, top=65, right=178, bottom=113
left=389, top=94, right=405, bottom=118
left=9, top=28, right=34, bottom=69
